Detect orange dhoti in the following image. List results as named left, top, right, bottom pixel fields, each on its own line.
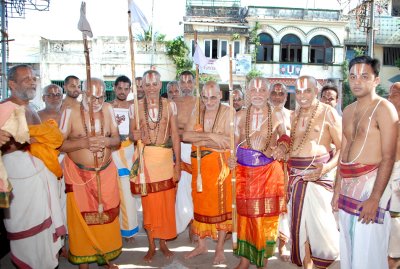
left=130, top=145, right=177, bottom=239
left=234, top=147, right=285, bottom=267
left=64, top=156, right=122, bottom=265
left=191, top=146, right=232, bottom=239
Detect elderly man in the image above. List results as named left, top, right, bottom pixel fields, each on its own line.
left=129, top=70, right=181, bottom=262
left=60, top=77, right=121, bottom=269
left=269, top=82, right=292, bottom=261
left=1, top=64, right=66, bottom=268
left=232, top=88, right=245, bottom=111
left=167, top=81, right=180, bottom=101
left=173, top=71, right=197, bottom=237
left=38, top=84, right=63, bottom=123
left=183, top=80, right=232, bottom=265
left=275, top=75, right=341, bottom=269
left=109, top=75, right=139, bottom=242
left=61, top=75, right=81, bottom=111
left=388, top=82, right=400, bottom=269
left=232, top=77, right=286, bottom=269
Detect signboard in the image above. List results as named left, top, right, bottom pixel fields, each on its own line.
left=279, top=64, right=302, bottom=76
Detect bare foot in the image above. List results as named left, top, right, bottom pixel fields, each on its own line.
left=59, top=246, right=68, bottom=259
left=160, top=240, right=174, bottom=259
left=279, top=248, right=290, bottom=262
left=184, top=245, right=208, bottom=259
left=188, top=227, right=198, bottom=243
left=105, top=264, right=119, bottom=269
left=124, top=237, right=135, bottom=243
left=213, top=249, right=226, bottom=265
left=234, top=257, right=250, bottom=269
left=143, top=247, right=156, bottom=263
left=225, top=233, right=232, bottom=241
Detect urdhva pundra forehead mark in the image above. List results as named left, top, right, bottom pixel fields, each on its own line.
left=144, top=73, right=158, bottom=84
left=350, top=63, right=367, bottom=78
left=181, top=75, right=192, bottom=83
left=251, top=79, right=265, bottom=92
left=295, top=78, right=314, bottom=93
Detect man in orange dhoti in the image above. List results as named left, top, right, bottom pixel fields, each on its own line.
left=183, top=81, right=232, bottom=265
left=129, top=70, right=180, bottom=262
left=60, top=78, right=121, bottom=268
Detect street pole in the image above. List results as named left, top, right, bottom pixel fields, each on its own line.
left=1, top=0, right=7, bottom=100
left=367, top=0, right=375, bottom=57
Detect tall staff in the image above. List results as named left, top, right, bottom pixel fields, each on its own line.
left=78, top=2, right=104, bottom=221
left=228, top=44, right=237, bottom=249
left=127, top=2, right=147, bottom=195
left=194, top=31, right=203, bottom=192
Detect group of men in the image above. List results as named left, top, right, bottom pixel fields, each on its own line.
left=0, top=54, right=399, bottom=269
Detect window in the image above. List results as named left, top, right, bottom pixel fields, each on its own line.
left=345, top=46, right=366, bottom=61
left=204, top=39, right=219, bottom=59
left=383, top=47, right=400, bottom=66
left=309, top=35, right=334, bottom=64
left=234, top=41, right=240, bottom=57
left=256, top=33, right=274, bottom=62
left=191, top=40, right=195, bottom=56
left=220, top=40, right=228, bottom=57
left=280, top=34, right=302, bottom=63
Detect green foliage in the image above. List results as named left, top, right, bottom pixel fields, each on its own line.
left=249, top=22, right=261, bottom=63
left=199, top=74, right=217, bottom=84
left=354, top=46, right=365, bottom=57
left=231, top=33, right=241, bottom=41
left=135, top=26, right=165, bottom=42
left=165, top=36, right=193, bottom=78
left=249, top=22, right=261, bottom=44
left=396, top=58, right=400, bottom=70
left=246, top=68, right=263, bottom=82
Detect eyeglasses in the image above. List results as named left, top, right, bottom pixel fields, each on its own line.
left=44, top=93, right=62, bottom=98
left=90, top=96, right=106, bottom=102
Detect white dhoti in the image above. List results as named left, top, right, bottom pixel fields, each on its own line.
left=389, top=161, right=400, bottom=258
left=288, top=153, right=339, bottom=268
left=175, top=142, right=194, bottom=234
left=58, top=153, right=67, bottom=234
left=288, top=174, right=339, bottom=267
left=112, top=141, right=139, bottom=238
left=339, top=162, right=392, bottom=269
left=3, top=151, right=66, bottom=269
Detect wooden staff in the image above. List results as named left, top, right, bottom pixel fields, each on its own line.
left=228, top=44, right=238, bottom=249
left=80, top=4, right=104, bottom=223
left=127, top=3, right=147, bottom=196
left=194, top=31, right=203, bottom=192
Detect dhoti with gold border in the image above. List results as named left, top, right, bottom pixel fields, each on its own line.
left=130, top=145, right=177, bottom=239
left=191, top=146, right=232, bottom=239
left=64, top=156, right=122, bottom=265
left=234, top=147, right=285, bottom=267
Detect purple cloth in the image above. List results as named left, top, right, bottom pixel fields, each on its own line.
left=237, top=147, right=274, bottom=167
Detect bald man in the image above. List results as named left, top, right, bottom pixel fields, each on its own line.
left=38, top=84, right=63, bottom=123
left=275, top=75, right=341, bottom=269
left=60, top=78, right=121, bottom=269
left=183, top=81, right=232, bottom=265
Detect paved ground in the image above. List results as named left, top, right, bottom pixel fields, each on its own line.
left=0, top=211, right=340, bottom=269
